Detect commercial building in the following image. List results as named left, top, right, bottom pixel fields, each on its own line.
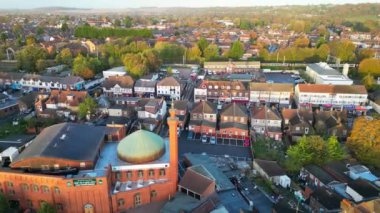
left=295, top=84, right=368, bottom=112
left=306, top=63, right=353, bottom=85
left=204, top=61, right=260, bottom=73
left=249, top=83, right=293, bottom=107
left=0, top=107, right=179, bottom=212
left=194, top=80, right=249, bottom=103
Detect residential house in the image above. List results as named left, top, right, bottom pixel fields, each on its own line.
left=134, top=79, right=157, bottom=98
left=309, top=187, right=343, bottom=213
left=251, top=106, right=282, bottom=141
left=204, top=61, right=260, bottom=73
left=250, top=83, right=294, bottom=107
left=341, top=198, right=380, bottom=213
left=172, top=100, right=189, bottom=130
left=102, top=75, right=134, bottom=97
left=253, top=159, right=291, bottom=188
left=194, top=80, right=249, bottom=103
left=282, top=109, right=314, bottom=141
left=219, top=103, right=249, bottom=139
left=345, top=179, right=380, bottom=203
left=314, top=110, right=348, bottom=139
left=17, top=92, right=38, bottom=113
left=35, top=90, right=88, bottom=119
left=157, top=77, right=182, bottom=100
left=346, top=165, right=379, bottom=184
left=136, top=98, right=167, bottom=131
left=189, top=101, right=217, bottom=136
left=294, top=84, right=368, bottom=113
left=300, top=165, right=336, bottom=194
left=0, top=94, right=18, bottom=118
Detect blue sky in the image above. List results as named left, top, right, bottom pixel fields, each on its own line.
left=0, top=0, right=379, bottom=9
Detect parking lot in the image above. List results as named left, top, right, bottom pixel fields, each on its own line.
left=264, top=72, right=297, bottom=84
left=187, top=132, right=248, bottom=147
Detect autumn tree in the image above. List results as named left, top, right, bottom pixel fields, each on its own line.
left=362, top=74, right=376, bottom=90
left=347, top=117, right=380, bottom=168
left=16, top=45, right=48, bottom=72
left=26, top=35, right=37, bottom=46
left=315, top=44, right=330, bottom=61
left=187, top=46, right=202, bottom=62
left=72, top=54, right=101, bottom=80
left=123, top=53, right=149, bottom=78
left=358, top=48, right=375, bottom=62
left=55, top=48, right=73, bottom=66
left=358, top=58, right=380, bottom=77
left=329, top=40, right=356, bottom=62
left=228, top=41, right=244, bottom=60
left=143, top=49, right=161, bottom=72
left=294, top=36, right=310, bottom=48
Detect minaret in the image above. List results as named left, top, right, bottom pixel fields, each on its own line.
left=167, top=101, right=179, bottom=195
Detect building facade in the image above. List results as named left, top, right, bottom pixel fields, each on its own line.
left=249, top=83, right=293, bottom=107
left=157, top=77, right=181, bottom=100
left=194, top=80, right=250, bottom=103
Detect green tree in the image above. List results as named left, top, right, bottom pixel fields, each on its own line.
left=16, top=46, right=48, bottom=72
left=327, top=136, right=346, bottom=161
left=228, top=41, right=244, bottom=60
left=61, top=22, right=69, bottom=32
left=143, top=49, right=161, bottom=72
left=358, top=58, right=380, bottom=77
left=154, top=42, right=185, bottom=64
left=167, top=66, right=173, bottom=76
left=362, top=73, right=376, bottom=90
left=123, top=53, right=149, bottom=78
left=197, top=37, right=209, bottom=57
left=72, top=54, right=96, bottom=79
left=55, top=48, right=73, bottom=66
left=36, top=59, right=49, bottom=72
left=78, top=97, right=98, bottom=120
left=316, top=44, right=330, bottom=61
left=36, top=26, right=44, bottom=36
left=204, top=44, right=220, bottom=61
left=0, top=193, right=10, bottom=213
left=26, top=35, right=37, bottom=46
left=329, top=40, right=356, bottom=62
left=114, top=19, right=121, bottom=27
left=124, top=16, right=133, bottom=28
left=0, top=32, right=7, bottom=44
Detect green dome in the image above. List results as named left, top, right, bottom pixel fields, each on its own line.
left=117, top=130, right=165, bottom=164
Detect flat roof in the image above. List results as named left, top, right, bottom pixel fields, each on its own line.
left=95, top=139, right=170, bottom=171
left=308, top=63, right=342, bottom=76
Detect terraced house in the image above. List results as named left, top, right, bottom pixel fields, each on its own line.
left=194, top=80, right=250, bottom=103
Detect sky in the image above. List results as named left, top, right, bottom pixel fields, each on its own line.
left=0, top=0, right=379, bottom=9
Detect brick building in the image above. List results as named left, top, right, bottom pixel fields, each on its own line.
left=219, top=103, right=249, bottom=139
left=188, top=101, right=217, bottom=136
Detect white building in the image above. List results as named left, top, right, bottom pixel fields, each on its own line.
left=306, top=62, right=353, bottom=85
left=249, top=83, right=293, bottom=106
left=157, top=77, right=181, bottom=100
left=295, top=84, right=368, bottom=111
left=19, top=74, right=84, bottom=91
left=102, top=67, right=127, bottom=79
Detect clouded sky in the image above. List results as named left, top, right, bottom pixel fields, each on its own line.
left=0, top=0, right=379, bottom=9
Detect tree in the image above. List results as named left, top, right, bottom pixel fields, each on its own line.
left=36, top=59, right=49, bottom=72
left=73, top=54, right=95, bottom=80
left=329, top=40, right=356, bottom=62
left=0, top=32, right=7, bottom=44
left=294, top=36, right=310, bottom=48
left=0, top=193, right=10, bottom=213
left=204, top=44, right=220, bottom=61
left=78, top=97, right=98, bottom=120
left=61, top=22, right=69, bottom=32
left=187, top=46, right=202, bottom=62
left=55, top=48, right=73, bottom=66
left=123, top=53, right=149, bottom=78
left=114, top=19, right=121, bottom=27
left=362, top=74, right=376, bottom=91
left=26, top=35, right=37, bottom=46
left=358, top=48, right=375, bottom=62
left=197, top=37, right=209, bottom=57
left=143, top=49, right=161, bottom=72
left=228, top=41, right=244, bottom=60
left=124, top=16, right=133, bottom=28
left=36, top=26, right=44, bottom=36
left=16, top=46, right=48, bottom=72
left=316, top=44, right=330, bottom=61
left=154, top=42, right=185, bottom=64
left=38, top=201, right=56, bottom=213
left=327, top=136, right=346, bottom=161
left=347, top=117, right=380, bottom=168
left=358, top=58, right=380, bottom=77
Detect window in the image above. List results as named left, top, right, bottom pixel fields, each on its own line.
left=116, top=172, right=121, bottom=180
left=134, top=193, right=141, bottom=207
left=33, top=185, right=39, bottom=192
left=151, top=190, right=157, bottom=198
left=8, top=190, right=15, bottom=195
left=149, top=170, right=154, bottom=177
left=127, top=171, right=132, bottom=179
left=42, top=185, right=49, bottom=193
left=80, top=162, right=86, bottom=168
left=54, top=187, right=60, bottom=194
left=21, top=183, right=29, bottom=191
left=138, top=170, right=143, bottom=178
left=305, top=127, right=309, bottom=134
left=159, top=169, right=166, bottom=176
left=295, top=127, right=300, bottom=131
left=41, top=165, right=49, bottom=170
left=84, top=204, right=94, bottom=213
left=6, top=182, right=13, bottom=187
left=117, top=198, right=125, bottom=207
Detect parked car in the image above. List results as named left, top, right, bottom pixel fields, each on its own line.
left=210, top=136, right=216, bottom=144
left=201, top=135, right=208, bottom=143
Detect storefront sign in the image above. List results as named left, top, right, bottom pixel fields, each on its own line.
left=73, top=179, right=97, bottom=186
